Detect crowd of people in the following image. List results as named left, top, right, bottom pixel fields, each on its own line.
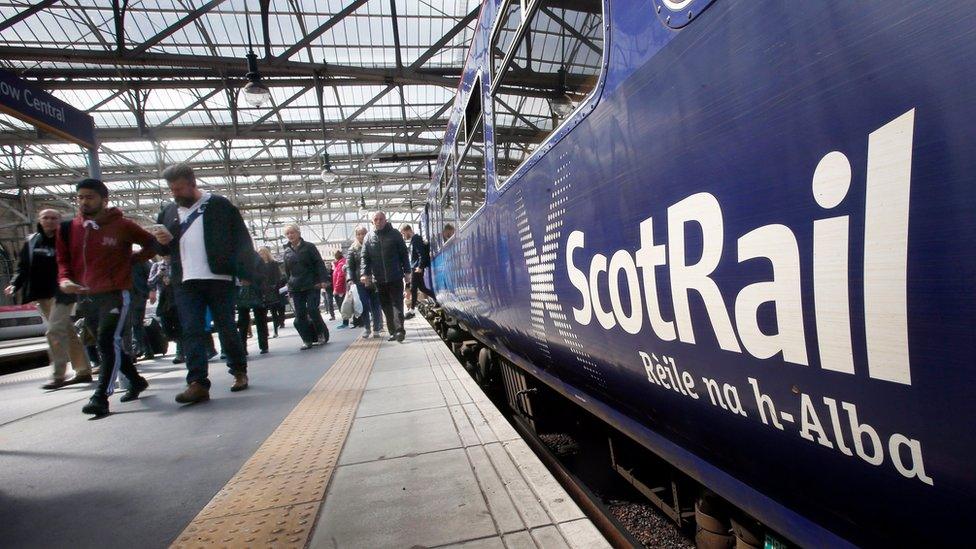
left=4, top=163, right=439, bottom=417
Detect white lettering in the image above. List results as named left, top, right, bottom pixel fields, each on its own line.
left=588, top=253, right=615, bottom=329
left=609, top=250, right=643, bottom=334
left=889, top=433, right=934, bottom=486
left=799, top=393, right=833, bottom=448
left=747, top=377, right=784, bottom=430
left=667, top=193, right=740, bottom=352
left=636, top=218, right=676, bottom=341
left=843, top=401, right=884, bottom=466
left=863, top=109, right=914, bottom=384
left=735, top=224, right=808, bottom=365
left=567, top=231, right=592, bottom=325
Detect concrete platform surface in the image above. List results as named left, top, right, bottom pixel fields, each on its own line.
left=309, top=318, right=610, bottom=549
left=0, top=315, right=610, bottom=549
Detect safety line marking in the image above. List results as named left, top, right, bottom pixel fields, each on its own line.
left=170, top=337, right=381, bottom=549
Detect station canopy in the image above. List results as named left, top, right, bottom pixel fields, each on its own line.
left=0, top=0, right=480, bottom=251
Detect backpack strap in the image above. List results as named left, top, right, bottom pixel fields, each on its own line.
left=59, top=219, right=72, bottom=247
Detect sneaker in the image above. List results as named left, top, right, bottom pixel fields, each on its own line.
left=396, top=331, right=405, bottom=343
left=172, top=354, right=185, bottom=364
left=82, top=396, right=109, bottom=416
left=64, top=374, right=93, bottom=385
left=175, top=382, right=210, bottom=404
left=363, top=330, right=372, bottom=338
left=230, top=373, right=249, bottom=392
left=42, top=379, right=67, bottom=390
left=387, top=334, right=398, bottom=341
left=405, top=310, right=416, bottom=319
left=300, top=342, right=314, bottom=351
left=260, top=349, right=269, bottom=354
left=335, top=323, right=347, bottom=329
left=372, top=332, right=382, bottom=339
left=119, top=378, right=149, bottom=402
left=320, top=329, right=330, bottom=343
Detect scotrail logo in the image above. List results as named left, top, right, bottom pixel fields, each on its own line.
left=564, top=110, right=917, bottom=385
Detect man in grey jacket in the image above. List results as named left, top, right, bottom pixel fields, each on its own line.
left=362, top=211, right=410, bottom=342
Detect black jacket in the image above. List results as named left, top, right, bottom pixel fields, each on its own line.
left=407, top=233, right=430, bottom=270
left=257, top=259, right=284, bottom=304
left=344, top=244, right=365, bottom=282
left=362, top=223, right=410, bottom=284
left=156, top=194, right=254, bottom=283
left=283, top=240, right=327, bottom=292
left=131, top=260, right=151, bottom=300
left=10, top=225, right=72, bottom=304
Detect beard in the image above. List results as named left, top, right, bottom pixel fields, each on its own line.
left=174, top=195, right=196, bottom=208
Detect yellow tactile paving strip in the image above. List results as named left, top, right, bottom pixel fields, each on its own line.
left=171, top=338, right=381, bottom=549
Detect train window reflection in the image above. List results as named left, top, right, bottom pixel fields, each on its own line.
left=458, top=129, right=486, bottom=226
left=492, top=0, right=522, bottom=78
left=492, top=0, right=604, bottom=188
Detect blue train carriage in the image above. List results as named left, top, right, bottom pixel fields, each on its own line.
left=424, top=0, right=975, bottom=546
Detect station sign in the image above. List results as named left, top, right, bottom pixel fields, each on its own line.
left=0, top=68, right=97, bottom=149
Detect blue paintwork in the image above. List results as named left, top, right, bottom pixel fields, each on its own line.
left=427, top=1, right=976, bottom=546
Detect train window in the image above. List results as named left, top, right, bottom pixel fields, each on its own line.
left=457, top=122, right=486, bottom=226
left=491, top=0, right=604, bottom=187
left=440, top=178, right=457, bottom=242
left=491, top=0, right=522, bottom=78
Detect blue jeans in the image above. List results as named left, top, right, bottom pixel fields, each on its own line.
left=291, top=288, right=328, bottom=344
left=356, top=282, right=382, bottom=332
left=175, top=279, right=246, bottom=388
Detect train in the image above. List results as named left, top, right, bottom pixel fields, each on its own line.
left=420, top=0, right=975, bottom=546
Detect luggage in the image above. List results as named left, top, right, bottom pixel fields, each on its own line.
left=144, top=317, right=169, bottom=355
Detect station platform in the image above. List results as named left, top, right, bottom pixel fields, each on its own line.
left=0, top=315, right=609, bottom=548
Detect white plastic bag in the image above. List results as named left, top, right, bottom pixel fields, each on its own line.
left=340, top=291, right=354, bottom=319
left=349, top=283, right=364, bottom=317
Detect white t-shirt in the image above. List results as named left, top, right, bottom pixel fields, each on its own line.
left=178, top=193, right=232, bottom=282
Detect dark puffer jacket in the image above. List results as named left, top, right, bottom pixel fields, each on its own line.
left=10, top=224, right=70, bottom=304
left=362, top=223, right=410, bottom=284
left=283, top=239, right=327, bottom=291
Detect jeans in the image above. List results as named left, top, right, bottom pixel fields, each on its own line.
left=36, top=297, right=91, bottom=380
left=291, top=288, right=328, bottom=344
left=375, top=279, right=405, bottom=335
left=174, top=279, right=246, bottom=388
left=270, top=302, right=286, bottom=332
left=323, top=289, right=335, bottom=317
left=76, top=291, right=143, bottom=398
left=409, top=270, right=437, bottom=308
left=356, top=282, right=382, bottom=332
left=237, top=306, right=269, bottom=351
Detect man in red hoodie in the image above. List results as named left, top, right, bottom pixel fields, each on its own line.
left=57, top=178, right=158, bottom=416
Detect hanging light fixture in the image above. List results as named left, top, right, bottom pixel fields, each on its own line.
left=550, top=68, right=574, bottom=118
left=241, top=3, right=271, bottom=108
left=321, top=167, right=338, bottom=183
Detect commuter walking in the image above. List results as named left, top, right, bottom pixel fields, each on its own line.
left=237, top=250, right=271, bottom=355
left=282, top=224, right=329, bottom=350
left=130, top=258, right=153, bottom=360
left=322, top=260, right=336, bottom=320
left=256, top=247, right=285, bottom=338
left=153, top=163, right=253, bottom=404
left=346, top=225, right=382, bottom=338
left=362, top=211, right=410, bottom=342
left=5, top=208, right=92, bottom=389
left=56, top=179, right=155, bottom=416
left=332, top=250, right=349, bottom=329
left=400, top=224, right=437, bottom=319
left=150, top=258, right=183, bottom=364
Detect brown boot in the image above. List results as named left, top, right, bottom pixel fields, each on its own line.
left=230, top=373, right=249, bottom=392
left=175, top=382, right=210, bottom=404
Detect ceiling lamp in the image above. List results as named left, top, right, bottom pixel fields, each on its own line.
left=550, top=68, right=574, bottom=118
left=243, top=52, right=271, bottom=108
left=241, top=3, right=271, bottom=109
left=321, top=167, right=338, bottom=183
